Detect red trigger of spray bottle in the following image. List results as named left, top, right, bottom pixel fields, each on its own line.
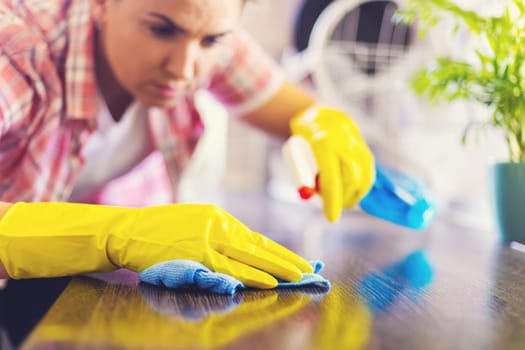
left=298, top=175, right=319, bottom=200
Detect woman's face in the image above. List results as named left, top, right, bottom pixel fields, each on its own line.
left=94, top=0, right=243, bottom=108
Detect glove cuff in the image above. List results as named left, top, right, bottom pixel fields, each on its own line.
left=290, top=105, right=361, bottom=139
left=0, top=202, right=135, bottom=278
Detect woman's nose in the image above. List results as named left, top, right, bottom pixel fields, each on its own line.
left=163, top=42, right=199, bottom=82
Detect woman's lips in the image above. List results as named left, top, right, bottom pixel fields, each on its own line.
left=150, top=82, right=182, bottom=97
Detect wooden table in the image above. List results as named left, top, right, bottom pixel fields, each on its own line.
left=3, top=192, right=525, bottom=349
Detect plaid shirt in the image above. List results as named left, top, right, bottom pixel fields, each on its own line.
left=0, top=0, right=283, bottom=206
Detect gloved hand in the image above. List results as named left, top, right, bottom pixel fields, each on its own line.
left=0, top=202, right=313, bottom=288
left=290, top=106, right=375, bottom=222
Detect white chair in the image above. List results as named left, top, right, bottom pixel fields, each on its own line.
left=305, top=0, right=432, bottom=175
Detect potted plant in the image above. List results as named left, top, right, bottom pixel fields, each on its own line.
left=396, top=0, right=525, bottom=242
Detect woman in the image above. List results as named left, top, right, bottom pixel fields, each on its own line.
left=0, top=0, right=374, bottom=288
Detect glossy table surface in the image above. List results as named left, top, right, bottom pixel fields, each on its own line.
left=3, top=191, right=525, bottom=350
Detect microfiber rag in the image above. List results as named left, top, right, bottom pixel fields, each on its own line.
left=138, top=260, right=330, bottom=295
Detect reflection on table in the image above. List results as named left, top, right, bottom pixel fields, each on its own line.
left=2, top=191, right=524, bottom=349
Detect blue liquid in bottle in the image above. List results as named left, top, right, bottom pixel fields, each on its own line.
left=359, top=164, right=437, bottom=230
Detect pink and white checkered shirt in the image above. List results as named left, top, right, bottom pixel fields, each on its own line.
left=0, top=0, right=283, bottom=206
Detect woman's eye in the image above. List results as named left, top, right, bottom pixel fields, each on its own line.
left=202, top=36, right=223, bottom=48
left=149, top=25, right=175, bottom=38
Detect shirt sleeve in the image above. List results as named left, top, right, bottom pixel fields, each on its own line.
left=0, top=53, right=36, bottom=138
left=207, top=29, right=286, bottom=117
left=0, top=4, right=62, bottom=186
left=0, top=7, right=47, bottom=139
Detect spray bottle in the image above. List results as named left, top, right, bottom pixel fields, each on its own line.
left=282, top=135, right=437, bottom=230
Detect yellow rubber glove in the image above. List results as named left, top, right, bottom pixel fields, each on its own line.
left=290, top=106, right=375, bottom=222
left=0, top=202, right=313, bottom=288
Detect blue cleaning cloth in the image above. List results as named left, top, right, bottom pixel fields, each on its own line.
left=138, top=260, right=330, bottom=295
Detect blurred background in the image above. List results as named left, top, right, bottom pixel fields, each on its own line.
left=179, top=0, right=506, bottom=237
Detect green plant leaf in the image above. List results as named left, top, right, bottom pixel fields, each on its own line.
left=402, top=0, right=525, bottom=162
